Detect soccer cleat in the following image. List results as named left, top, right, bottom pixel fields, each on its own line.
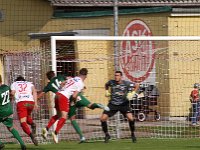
left=30, top=133, right=38, bottom=146
left=103, top=106, right=110, bottom=111
left=31, top=123, right=36, bottom=135
left=104, top=134, right=111, bottom=143
left=79, top=137, right=86, bottom=144
left=52, top=132, right=58, bottom=144
left=97, top=104, right=110, bottom=111
left=131, top=135, right=137, bottom=143
left=42, top=128, right=48, bottom=140
left=0, top=143, right=5, bottom=150
left=21, top=145, right=26, bottom=150
left=191, top=123, right=200, bottom=127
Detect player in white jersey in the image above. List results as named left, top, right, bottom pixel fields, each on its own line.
left=59, top=76, right=85, bottom=100
left=49, top=68, right=88, bottom=143
left=11, top=76, right=38, bottom=146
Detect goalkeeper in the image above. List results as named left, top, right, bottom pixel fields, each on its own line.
left=100, top=71, right=139, bottom=143
left=38, top=71, right=109, bottom=143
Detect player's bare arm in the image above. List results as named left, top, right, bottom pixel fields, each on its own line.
left=71, top=91, right=79, bottom=102
left=60, top=80, right=67, bottom=89
left=133, top=83, right=140, bottom=92
left=37, top=91, right=45, bottom=99
left=10, top=90, right=16, bottom=97
left=9, top=90, right=14, bottom=101
left=32, top=86, right=38, bottom=109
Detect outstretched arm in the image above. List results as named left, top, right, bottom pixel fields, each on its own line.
left=70, top=91, right=79, bottom=103
left=37, top=91, right=45, bottom=99
left=133, top=83, right=139, bottom=92
left=11, top=90, right=16, bottom=97
left=105, top=81, right=111, bottom=97
left=10, top=90, right=15, bottom=102
left=32, top=86, right=38, bottom=109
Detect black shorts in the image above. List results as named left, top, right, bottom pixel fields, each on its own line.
left=103, top=103, right=132, bottom=117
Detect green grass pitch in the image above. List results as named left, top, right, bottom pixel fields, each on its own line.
left=4, top=138, right=200, bottom=150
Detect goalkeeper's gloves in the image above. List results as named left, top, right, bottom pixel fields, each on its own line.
left=105, top=90, right=111, bottom=97
left=127, top=91, right=137, bottom=100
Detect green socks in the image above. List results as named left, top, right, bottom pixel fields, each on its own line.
left=71, top=120, right=83, bottom=138
left=90, top=103, right=101, bottom=109
left=10, top=128, right=25, bottom=146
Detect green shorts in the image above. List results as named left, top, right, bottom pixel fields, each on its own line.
left=0, top=117, right=13, bottom=128
left=68, top=94, right=91, bottom=118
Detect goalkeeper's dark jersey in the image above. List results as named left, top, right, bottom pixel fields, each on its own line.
left=43, top=75, right=65, bottom=94
left=0, top=84, right=13, bottom=118
left=106, top=80, right=135, bottom=105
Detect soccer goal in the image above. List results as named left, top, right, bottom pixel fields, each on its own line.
left=50, top=35, right=200, bottom=141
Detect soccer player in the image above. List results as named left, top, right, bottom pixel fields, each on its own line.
left=38, top=71, right=67, bottom=143
left=100, top=71, right=139, bottom=143
left=11, top=76, right=38, bottom=146
left=40, top=70, right=109, bottom=143
left=40, top=69, right=87, bottom=143
left=0, top=75, right=26, bottom=150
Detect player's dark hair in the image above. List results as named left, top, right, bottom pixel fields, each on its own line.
left=115, top=71, right=123, bottom=76
left=194, top=83, right=200, bottom=88
left=46, top=71, right=55, bottom=80
left=79, top=68, right=88, bottom=76
left=15, top=76, right=26, bottom=81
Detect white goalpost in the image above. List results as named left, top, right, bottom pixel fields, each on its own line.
left=51, top=36, right=200, bottom=41
left=48, top=35, right=200, bottom=141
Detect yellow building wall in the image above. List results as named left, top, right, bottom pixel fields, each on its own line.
left=43, top=13, right=169, bottom=36
left=0, top=2, right=172, bottom=117
left=67, top=13, right=168, bottom=116
left=168, top=17, right=200, bottom=116
left=40, top=12, right=169, bottom=117
left=0, top=0, right=52, bottom=84
left=0, top=0, right=52, bottom=52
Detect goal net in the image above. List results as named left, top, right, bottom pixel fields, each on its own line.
left=2, top=36, right=200, bottom=144
left=2, top=49, right=51, bottom=144
left=50, top=36, right=200, bottom=141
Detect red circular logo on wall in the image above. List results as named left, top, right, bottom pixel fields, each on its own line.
left=120, top=19, right=155, bottom=83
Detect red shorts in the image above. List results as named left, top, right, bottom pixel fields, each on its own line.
left=17, top=101, right=35, bottom=119
left=55, top=92, right=69, bottom=112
